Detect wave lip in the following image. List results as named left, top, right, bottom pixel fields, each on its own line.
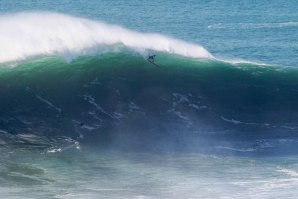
left=0, top=12, right=212, bottom=64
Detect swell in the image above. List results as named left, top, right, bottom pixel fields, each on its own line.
left=1, top=52, right=298, bottom=153
left=0, top=12, right=212, bottom=64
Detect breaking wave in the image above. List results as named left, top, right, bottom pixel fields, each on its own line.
left=0, top=12, right=212, bottom=64
left=1, top=12, right=298, bottom=154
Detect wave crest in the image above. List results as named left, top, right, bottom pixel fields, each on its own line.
left=0, top=12, right=212, bottom=63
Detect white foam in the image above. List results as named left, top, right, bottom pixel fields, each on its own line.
left=214, top=56, right=269, bottom=66
left=47, top=147, right=62, bottom=153
left=0, top=12, right=213, bottom=64
left=220, top=116, right=244, bottom=125
left=188, top=103, right=207, bottom=110
left=277, top=168, right=298, bottom=177
left=216, top=146, right=256, bottom=152
left=36, top=95, right=62, bottom=113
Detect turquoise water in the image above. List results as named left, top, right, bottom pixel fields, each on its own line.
left=1, top=1, right=298, bottom=198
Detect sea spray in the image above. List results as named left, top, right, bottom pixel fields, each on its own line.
left=0, top=12, right=212, bottom=64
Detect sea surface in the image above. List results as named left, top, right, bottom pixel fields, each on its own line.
left=0, top=1, right=298, bottom=198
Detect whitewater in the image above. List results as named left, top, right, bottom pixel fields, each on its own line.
left=0, top=12, right=212, bottom=64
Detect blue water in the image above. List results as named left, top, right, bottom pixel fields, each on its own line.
left=1, top=1, right=298, bottom=198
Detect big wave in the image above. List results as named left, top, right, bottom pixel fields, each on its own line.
left=1, top=12, right=298, bottom=154
left=0, top=52, right=298, bottom=153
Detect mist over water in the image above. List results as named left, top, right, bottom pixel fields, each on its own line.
left=1, top=1, right=298, bottom=198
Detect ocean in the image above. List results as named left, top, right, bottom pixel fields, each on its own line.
left=0, top=1, right=298, bottom=198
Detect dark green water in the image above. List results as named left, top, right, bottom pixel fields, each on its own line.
left=1, top=52, right=298, bottom=154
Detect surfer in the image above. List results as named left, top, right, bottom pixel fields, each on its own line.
left=148, top=54, right=156, bottom=63
left=147, top=54, right=160, bottom=68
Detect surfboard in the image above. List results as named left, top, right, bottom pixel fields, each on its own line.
left=147, top=59, right=161, bottom=68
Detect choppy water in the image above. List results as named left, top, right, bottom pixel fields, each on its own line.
left=0, top=1, right=298, bottom=198
left=2, top=148, right=298, bottom=199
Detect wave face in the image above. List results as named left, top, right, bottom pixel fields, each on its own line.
left=1, top=51, right=298, bottom=154
left=1, top=12, right=298, bottom=154
left=0, top=12, right=212, bottom=64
